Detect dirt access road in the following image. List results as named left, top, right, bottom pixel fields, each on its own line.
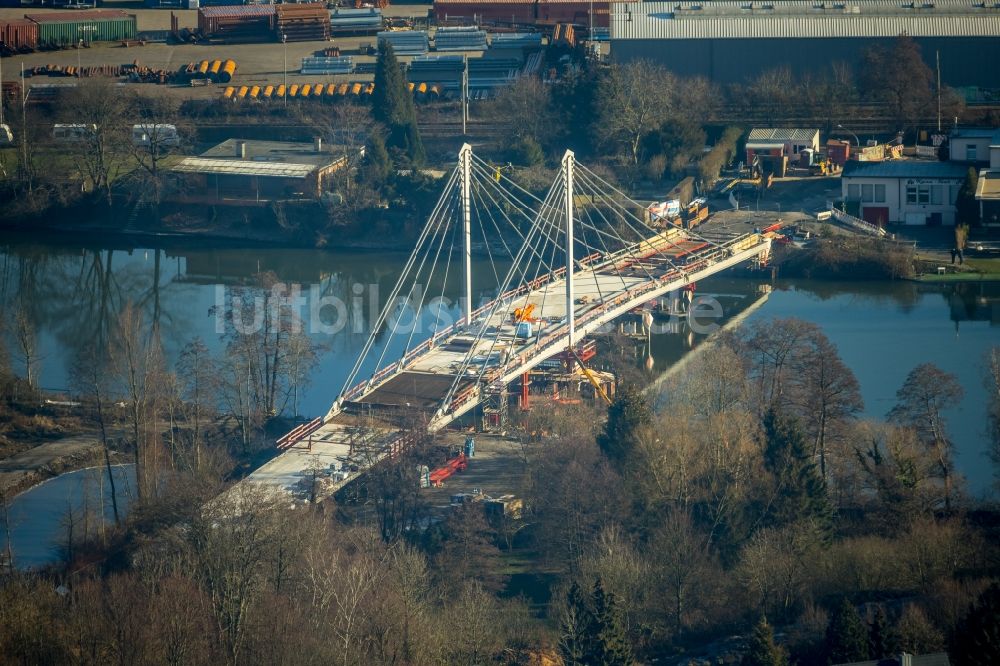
left=0, top=433, right=104, bottom=497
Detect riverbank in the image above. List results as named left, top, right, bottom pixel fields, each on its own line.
left=0, top=196, right=430, bottom=251
left=0, top=434, right=114, bottom=498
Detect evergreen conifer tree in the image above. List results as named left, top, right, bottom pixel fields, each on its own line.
left=826, top=599, right=869, bottom=664
left=950, top=583, right=1000, bottom=666
left=372, top=41, right=424, bottom=166
left=742, top=617, right=788, bottom=666
left=589, top=578, right=634, bottom=666
left=869, top=606, right=897, bottom=659
left=762, top=409, right=835, bottom=535
left=362, top=132, right=392, bottom=189
left=597, top=384, right=651, bottom=468
left=558, top=582, right=594, bottom=666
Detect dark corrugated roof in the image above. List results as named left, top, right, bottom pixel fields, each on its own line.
left=841, top=160, right=970, bottom=179
left=950, top=127, right=1000, bottom=139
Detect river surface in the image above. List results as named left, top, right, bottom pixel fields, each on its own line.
left=2, top=464, right=135, bottom=569
left=0, top=236, right=997, bottom=515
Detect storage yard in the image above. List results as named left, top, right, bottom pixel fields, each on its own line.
left=421, top=433, right=527, bottom=517
left=0, top=5, right=551, bottom=101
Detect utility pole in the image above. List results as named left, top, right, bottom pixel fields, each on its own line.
left=461, top=55, right=468, bottom=136
left=282, top=33, right=288, bottom=107
left=20, top=63, right=28, bottom=191
left=460, top=143, right=473, bottom=325
left=936, top=50, right=942, bottom=133
left=563, top=150, right=575, bottom=349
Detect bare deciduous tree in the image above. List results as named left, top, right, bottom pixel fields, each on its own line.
left=176, top=338, right=217, bottom=473
left=70, top=344, right=121, bottom=524
left=111, top=304, right=167, bottom=500
left=887, top=363, right=964, bottom=511
left=596, top=60, right=676, bottom=168
left=789, top=328, right=863, bottom=482
left=10, top=301, right=38, bottom=394
left=64, top=79, right=130, bottom=204
left=487, top=76, right=554, bottom=144
left=125, top=91, right=183, bottom=205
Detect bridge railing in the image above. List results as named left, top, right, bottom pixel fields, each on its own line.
left=276, top=416, right=324, bottom=450
left=345, top=233, right=766, bottom=410
left=829, top=206, right=887, bottom=237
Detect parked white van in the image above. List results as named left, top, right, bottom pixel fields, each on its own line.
left=0, top=124, right=13, bottom=146
left=52, top=124, right=96, bottom=142
left=131, top=124, right=180, bottom=148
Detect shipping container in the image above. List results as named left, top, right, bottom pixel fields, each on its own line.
left=26, top=10, right=137, bottom=46
left=0, top=19, right=39, bottom=52
left=197, top=5, right=275, bottom=41
left=433, top=0, right=536, bottom=24
left=536, top=0, right=610, bottom=27
left=274, top=3, right=329, bottom=42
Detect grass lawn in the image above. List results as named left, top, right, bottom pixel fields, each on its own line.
left=916, top=256, right=1000, bottom=281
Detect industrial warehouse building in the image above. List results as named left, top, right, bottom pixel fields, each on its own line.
left=841, top=160, right=969, bottom=226
left=609, top=0, right=1000, bottom=88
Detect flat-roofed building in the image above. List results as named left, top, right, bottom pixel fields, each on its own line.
left=949, top=128, right=1000, bottom=164
left=974, top=137, right=1000, bottom=225
left=170, top=138, right=357, bottom=203
left=610, top=1, right=1000, bottom=88
left=841, top=159, right=969, bottom=226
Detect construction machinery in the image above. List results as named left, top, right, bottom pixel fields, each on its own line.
left=429, top=452, right=467, bottom=487
left=569, top=347, right=612, bottom=405
left=512, top=303, right=537, bottom=323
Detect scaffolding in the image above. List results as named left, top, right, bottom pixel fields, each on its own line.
left=480, top=379, right=509, bottom=433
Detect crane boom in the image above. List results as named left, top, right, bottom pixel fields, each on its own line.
left=569, top=347, right=612, bottom=405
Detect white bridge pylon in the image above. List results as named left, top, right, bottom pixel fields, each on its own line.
left=327, top=145, right=773, bottom=431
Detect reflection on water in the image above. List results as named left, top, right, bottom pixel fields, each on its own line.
left=746, top=279, right=999, bottom=496
left=1, top=465, right=136, bottom=569
left=0, top=238, right=997, bottom=493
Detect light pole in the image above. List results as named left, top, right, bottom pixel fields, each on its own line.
left=77, top=25, right=96, bottom=74
left=837, top=123, right=860, bottom=148
left=282, top=33, right=287, bottom=107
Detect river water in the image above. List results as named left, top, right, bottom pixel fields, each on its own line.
left=2, top=464, right=135, bottom=569
left=0, top=237, right=997, bottom=564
